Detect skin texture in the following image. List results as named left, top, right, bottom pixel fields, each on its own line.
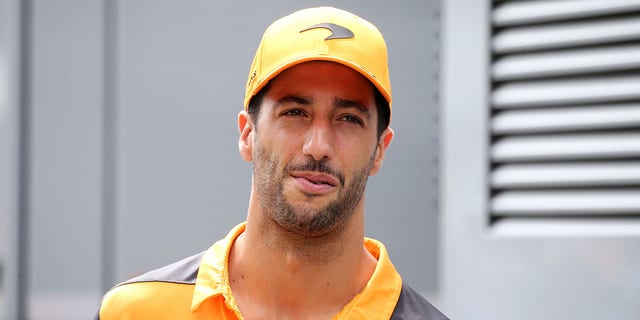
left=233, top=61, right=394, bottom=319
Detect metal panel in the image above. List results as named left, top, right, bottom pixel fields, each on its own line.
left=0, top=0, right=23, bottom=318
left=28, top=1, right=104, bottom=319
left=490, top=0, right=640, bottom=220
left=493, top=0, right=640, bottom=27
left=491, top=162, right=640, bottom=188
left=493, top=17, right=640, bottom=53
left=492, top=75, right=640, bottom=108
left=492, top=44, right=640, bottom=80
left=441, top=0, right=640, bottom=318
left=492, top=132, right=640, bottom=162
left=492, top=103, right=640, bottom=134
left=491, top=189, right=640, bottom=216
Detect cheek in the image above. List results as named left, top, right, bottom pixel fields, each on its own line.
left=339, top=134, right=377, bottom=156
left=340, top=142, right=377, bottom=171
left=254, top=133, right=295, bottom=167
left=274, top=131, right=305, bottom=155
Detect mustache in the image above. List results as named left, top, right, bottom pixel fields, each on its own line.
left=285, top=159, right=345, bottom=186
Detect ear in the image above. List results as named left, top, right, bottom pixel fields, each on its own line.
left=369, top=127, right=394, bottom=176
left=238, top=111, right=254, bottom=162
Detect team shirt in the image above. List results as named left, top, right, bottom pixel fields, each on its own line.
left=98, top=223, right=447, bottom=319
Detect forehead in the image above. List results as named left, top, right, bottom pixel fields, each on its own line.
left=264, top=61, right=377, bottom=105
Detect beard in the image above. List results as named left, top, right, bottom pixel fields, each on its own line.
left=253, top=142, right=375, bottom=238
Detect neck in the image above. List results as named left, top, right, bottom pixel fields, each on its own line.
left=258, top=214, right=349, bottom=264
left=228, top=198, right=376, bottom=319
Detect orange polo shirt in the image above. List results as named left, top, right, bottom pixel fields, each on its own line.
left=98, top=223, right=446, bottom=319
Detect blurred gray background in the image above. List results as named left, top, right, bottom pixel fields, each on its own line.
left=2, top=0, right=440, bottom=319
left=2, top=0, right=640, bottom=319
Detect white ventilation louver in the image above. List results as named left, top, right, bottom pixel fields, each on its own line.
left=490, top=0, right=640, bottom=219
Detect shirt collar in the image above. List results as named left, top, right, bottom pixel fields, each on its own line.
left=190, top=222, right=403, bottom=319
left=334, top=238, right=403, bottom=319
left=191, top=222, right=246, bottom=313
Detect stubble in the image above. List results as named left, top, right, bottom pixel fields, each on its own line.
left=252, top=141, right=375, bottom=239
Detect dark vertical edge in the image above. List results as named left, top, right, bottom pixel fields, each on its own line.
left=102, top=0, right=117, bottom=294
left=485, top=0, right=496, bottom=226
left=17, top=0, right=32, bottom=318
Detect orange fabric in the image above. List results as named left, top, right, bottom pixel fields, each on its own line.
left=100, top=222, right=403, bottom=319
left=100, top=282, right=198, bottom=319
left=244, top=7, right=392, bottom=112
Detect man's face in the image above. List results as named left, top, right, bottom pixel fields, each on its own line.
left=244, top=61, right=392, bottom=237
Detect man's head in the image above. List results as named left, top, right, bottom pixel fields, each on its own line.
left=238, top=7, right=393, bottom=237
left=244, top=7, right=392, bottom=135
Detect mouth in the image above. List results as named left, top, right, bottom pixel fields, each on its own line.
left=290, top=172, right=340, bottom=194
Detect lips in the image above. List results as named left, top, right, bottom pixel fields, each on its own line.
left=290, top=172, right=340, bottom=194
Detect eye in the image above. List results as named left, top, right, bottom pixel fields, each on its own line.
left=281, top=108, right=307, bottom=117
left=339, top=114, right=364, bottom=126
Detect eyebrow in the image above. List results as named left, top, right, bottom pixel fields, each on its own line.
left=335, top=98, right=371, bottom=120
left=278, top=95, right=311, bottom=105
left=276, top=95, right=372, bottom=119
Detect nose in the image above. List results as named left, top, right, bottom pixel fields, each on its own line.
left=302, top=120, right=335, bottom=161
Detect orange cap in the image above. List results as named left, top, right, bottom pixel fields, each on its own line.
left=244, top=7, right=392, bottom=120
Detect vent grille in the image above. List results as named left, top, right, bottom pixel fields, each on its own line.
left=490, top=0, right=640, bottom=219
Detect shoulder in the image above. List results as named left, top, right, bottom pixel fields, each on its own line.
left=390, top=282, right=449, bottom=320
left=123, top=251, right=205, bottom=285
left=97, top=252, right=205, bottom=320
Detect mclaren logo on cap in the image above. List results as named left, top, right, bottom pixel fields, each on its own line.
left=300, top=23, right=354, bottom=40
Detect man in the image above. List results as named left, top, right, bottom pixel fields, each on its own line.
left=97, top=7, right=447, bottom=320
